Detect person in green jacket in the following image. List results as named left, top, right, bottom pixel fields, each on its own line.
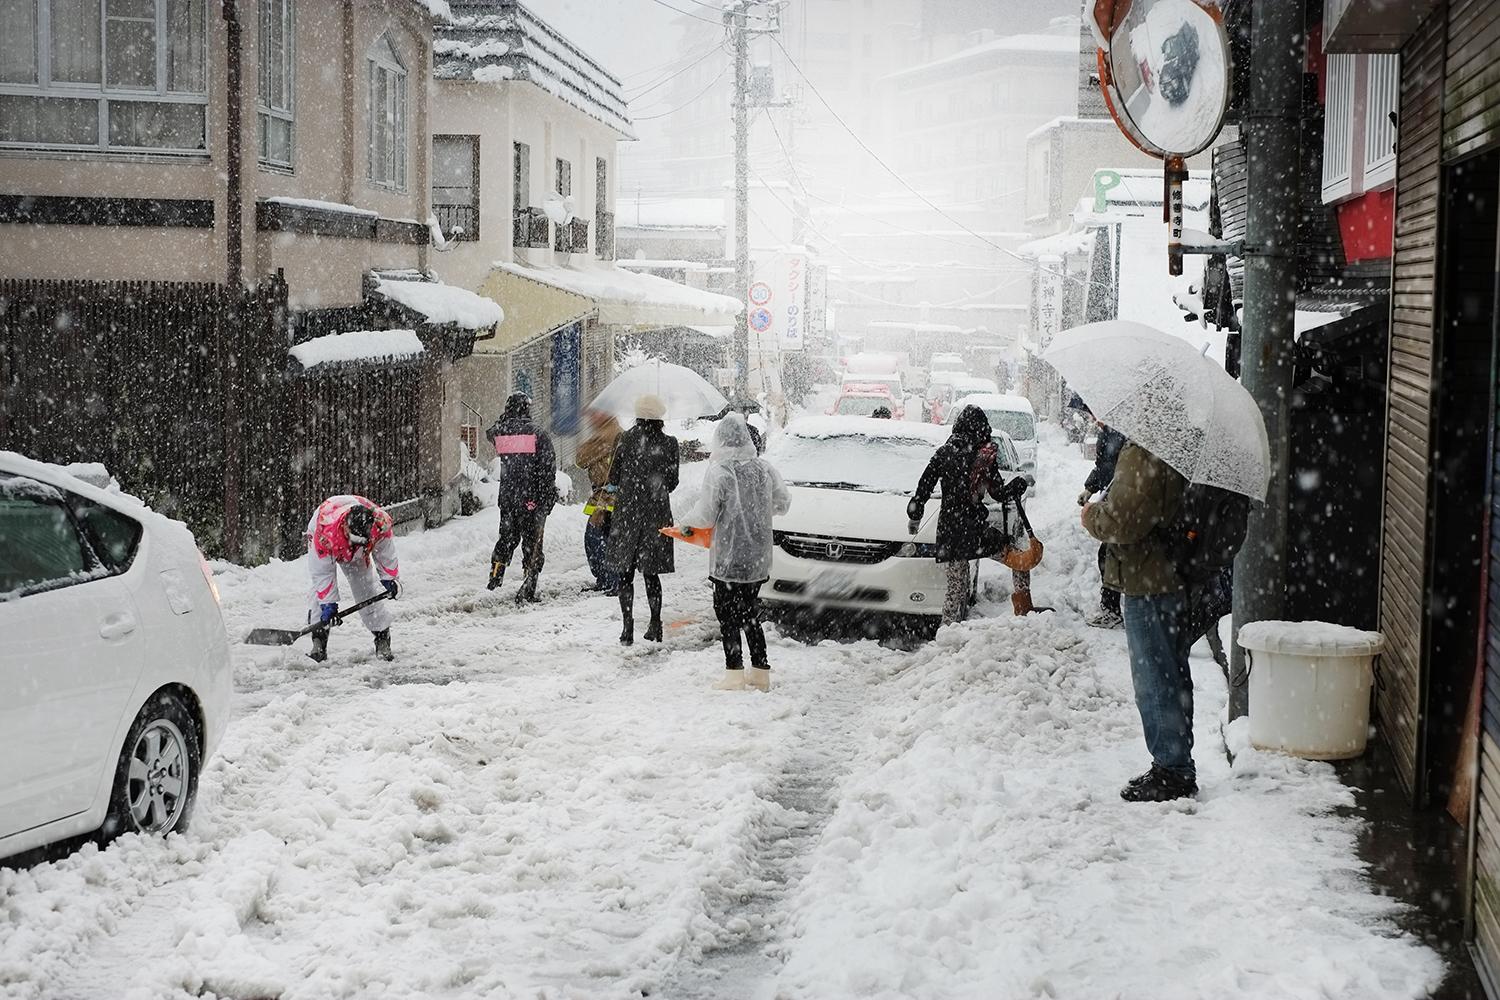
left=1081, top=441, right=1197, bottom=802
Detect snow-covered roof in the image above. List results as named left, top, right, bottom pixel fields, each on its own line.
left=413, top=0, right=452, bottom=19
left=616, top=258, right=712, bottom=272
left=490, top=261, right=742, bottom=326
left=290, top=330, right=426, bottom=369
left=373, top=275, right=503, bottom=331
left=883, top=25, right=1079, bottom=83
left=616, top=198, right=726, bottom=229
left=1017, top=230, right=1094, bottom=259
left=435, top=1, right=634, bottom=139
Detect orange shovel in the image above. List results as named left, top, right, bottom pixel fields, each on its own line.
left=660, top=525, right=713, bottom=549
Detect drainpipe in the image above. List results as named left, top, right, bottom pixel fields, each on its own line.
left=224, top=0, right=243, bottom=288
left=1229, top=0, right=1305, bottom=720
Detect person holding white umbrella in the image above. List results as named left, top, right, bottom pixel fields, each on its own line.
left=1047, top=321, right=1266, bottom=804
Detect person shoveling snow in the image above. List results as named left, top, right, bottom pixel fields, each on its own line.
left=305, top=494, right=401, bottom=662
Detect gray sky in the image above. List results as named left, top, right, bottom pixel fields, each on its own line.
left=527, top=0, right=683, bottom=84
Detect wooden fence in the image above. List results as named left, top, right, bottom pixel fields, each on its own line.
left=0, top=273, right=435, bottom=562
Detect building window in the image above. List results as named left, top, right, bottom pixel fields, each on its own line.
left=555, top=157, right=571, bottom=197
left=367, top=33, right=406, bottom=190
left=432, top=134, right=479, bottom=240
left=513, top=140, right=530, bottom=206
left=0, top=0, right=207, bottom=153
left=1363, top=54, right=1399, bottom=187
left=257, top=0, right=294, bottom=168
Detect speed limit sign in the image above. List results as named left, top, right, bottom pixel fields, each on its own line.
left=748, top=281, right=772, bottom=306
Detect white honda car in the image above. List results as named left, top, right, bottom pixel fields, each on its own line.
left=763, top=416, right=1027, bottom=635
left=0, top=453, right=232, bottom=863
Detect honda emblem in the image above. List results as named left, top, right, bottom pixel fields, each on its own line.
left=826, top=542, right=845, bottom=560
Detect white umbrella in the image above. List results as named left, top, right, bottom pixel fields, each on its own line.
left=1042, top=320, right=1270, bottom=501
left=590, top=360, right=728, bottom=423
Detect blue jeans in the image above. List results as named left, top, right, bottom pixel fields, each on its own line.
left=584, top=517, right=616, bottom=589
left=1122, top=592, right=1195, bottom=780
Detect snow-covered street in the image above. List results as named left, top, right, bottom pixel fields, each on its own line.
left=0, top=434, right=1445, bottom=999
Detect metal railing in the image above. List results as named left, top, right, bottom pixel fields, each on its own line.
left=512, top=207, right=550, bottom=248
left=432, top=202, right=478, bottom=241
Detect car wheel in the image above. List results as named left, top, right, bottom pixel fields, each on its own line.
left=101, top=691, right=202, bottom=843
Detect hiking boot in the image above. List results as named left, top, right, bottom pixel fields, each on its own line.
left=643, top=618, right=663, bottom=643
left=373, top=629, right=394, bottom=662
left=487, top=560, right=505, bottom=591
left=1086, top=607, right=1125, bottom=629
left=308, top=628, right=329, bottom=663
left=1120, top=765, right=1196, bottom=802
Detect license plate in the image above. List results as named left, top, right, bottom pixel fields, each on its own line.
left=809, top=569, right=857, bottom=598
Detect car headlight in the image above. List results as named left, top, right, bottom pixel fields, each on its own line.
left=897, top=542, right=938, bottom=558
left=897, top=542, right=917, bottom=557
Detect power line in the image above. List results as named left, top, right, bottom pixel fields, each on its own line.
left=642, top=0, right=730, bottom=26
left=627, top=44, right=725, bottom=102
left=632, top=65, right=731, bottom=121
left=769, top=35, right=1090, bottom=292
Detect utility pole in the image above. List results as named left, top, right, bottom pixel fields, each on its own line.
left=730, top=0, right=751, bottom=398
left=1229, top=0, right=1304, bottom=720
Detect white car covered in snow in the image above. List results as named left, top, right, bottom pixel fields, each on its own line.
left=762, top=417, right=963, bottom=632
left=0, top=453, right=232, bottom=863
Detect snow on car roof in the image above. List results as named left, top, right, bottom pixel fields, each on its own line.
left=951, top=392, right=1035, bottom=414
left=838, top=382, right=897, bottom=396
left=0, top=451, right=155, bottom=516
left=784, top=416, right=948, bottom=445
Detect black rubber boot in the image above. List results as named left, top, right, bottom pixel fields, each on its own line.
left=487, top=559, right=505, bottom=592
left=515, top=572, right=541, bottom=605
left=1120, top=765, right=1197, bottom=802
left=374, top=629, right=393, bottom=662
left=308, top=628, right=329, bottom=663
left=620, top=618, right=634, bottom=646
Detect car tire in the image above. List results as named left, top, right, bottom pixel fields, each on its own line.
left=100, top=691, right=202, bottom=844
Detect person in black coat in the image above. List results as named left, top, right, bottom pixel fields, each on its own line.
left=606, top=394, right=680, bottom=645
left=907, top=405, right=1037, bottom=623
left=486, top=392, right=556, bottom=603
left=1072, top=394, right=1127, bottom=628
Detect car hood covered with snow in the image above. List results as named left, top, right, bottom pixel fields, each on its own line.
left=775, top=484, right=936, bottom=544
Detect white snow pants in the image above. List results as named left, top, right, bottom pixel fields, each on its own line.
left=309, top=560, right=392, bottom=633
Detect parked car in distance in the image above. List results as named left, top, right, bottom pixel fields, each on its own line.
left=762, top=417, right=952, bottom=635
left=948, top=392, right=1039, bottom=477
left=831, top=381, right=904, bottom=420
left=0, top=452, right=232, bottom=863
left=929, top=352, right=966, bottom=375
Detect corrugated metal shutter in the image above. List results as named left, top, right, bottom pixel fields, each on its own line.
left=1378, top=8, right=1445, bottom=797
left=1443, top=0, right=1500, bottom=161
left=1477, top=415, right=1500, bottom=995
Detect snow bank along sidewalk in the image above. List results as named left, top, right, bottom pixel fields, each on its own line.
left=771, top=611, right=1444, bottom=1000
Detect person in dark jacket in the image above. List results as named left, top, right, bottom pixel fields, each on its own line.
left=607, top=394, right=680, bottom=645
left=1075, top=396, right=1127, bottom=629
left=907, top=405, right=1044, bottom=623
left=486, top=392, right=556, bottom=603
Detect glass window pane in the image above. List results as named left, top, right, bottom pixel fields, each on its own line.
left=267, top=113, right=290, bottom=163
left=0, top=489, right=87, bottom=598
left=166, top=0, right=205, bottom=93
left=50, top=0, right=100, bottom=84
left=0, top=0, right=38, bottom=84
left=106, top=0, right=154, bottom=16
left=107, top=99, right=204, bottom=149
left=106, top=16, right=155, bottom=89
left=72, top=499, right=141, bottom=572
left=0, top=94, right=98, bottom=144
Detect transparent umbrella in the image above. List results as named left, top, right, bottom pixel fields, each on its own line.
left=590, top=360, right=728, bottom=423
left=1042, top=320, right=1270, bottom=501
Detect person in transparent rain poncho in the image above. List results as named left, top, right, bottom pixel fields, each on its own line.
left=677, top=413, right=791, bottom=692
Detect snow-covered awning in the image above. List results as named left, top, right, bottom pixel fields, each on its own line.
left=475, top=261, right=742, bottom=354
left=290, top=329, right=426, bottom=370
left=372, top=274, right=503, bottom=331
left=1017, top=230, right=1094, bottom=259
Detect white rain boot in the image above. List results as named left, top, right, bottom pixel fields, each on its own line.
left=747, top=667, right=771, bottom=692
left=714, top=669, right=748, bottom=691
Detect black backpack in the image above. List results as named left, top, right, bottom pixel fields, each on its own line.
left=1159, top=484, right=1251, bottom=585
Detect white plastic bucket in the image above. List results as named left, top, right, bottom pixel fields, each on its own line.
left=1238, top=620, right=1385, bottom=760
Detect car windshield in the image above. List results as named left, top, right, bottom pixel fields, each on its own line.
left=948, top=406, right=1035, bottom=442
left=769, top=432, right=937, bottom=495
left=834, top=396, right=891, bottom=417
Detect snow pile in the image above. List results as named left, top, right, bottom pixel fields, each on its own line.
left=289, top=329, right=425, bottom=369
left=413, top=0, right=451, bottom=19
left=774, top=608, right=1443, bottom=999
left=373, top=277, right=503, bottom=330
left=432, top=37, right=509, bottom=61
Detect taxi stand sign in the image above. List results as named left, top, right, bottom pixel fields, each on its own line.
left=745, top=253, right=808, bottom=354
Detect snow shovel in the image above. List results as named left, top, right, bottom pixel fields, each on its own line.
left=243, top=591, right=393, bottom=646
